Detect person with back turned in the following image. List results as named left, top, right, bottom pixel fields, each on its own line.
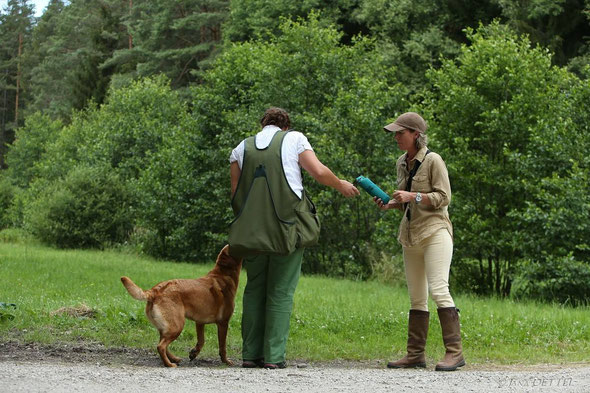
left=229, top=107, right=359, bottom=369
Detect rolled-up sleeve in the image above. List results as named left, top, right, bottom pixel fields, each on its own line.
left=427, top=155, right=451, bottom=209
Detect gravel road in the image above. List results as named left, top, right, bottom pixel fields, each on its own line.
left=0, top=342, right=588, bottom=393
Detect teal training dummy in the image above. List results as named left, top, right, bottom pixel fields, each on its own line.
left=355, top=176, right=390, bottom=204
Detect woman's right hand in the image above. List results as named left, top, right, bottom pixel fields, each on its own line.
left=373, top=196, right=399, bottom=211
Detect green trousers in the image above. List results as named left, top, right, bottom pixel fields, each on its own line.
left=241, top=248, right=304, bottom=364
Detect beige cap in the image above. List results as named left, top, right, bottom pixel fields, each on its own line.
left=384, top=112, right=428, bottom=133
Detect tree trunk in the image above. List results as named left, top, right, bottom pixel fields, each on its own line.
left=478, top=258, right=486, bottom=293
left=0, top=71, right=6, bottom=168
left=487, top=257, right=493, bottom=294
left=502, top=260, right=512, bottom=297
left=495, top=257, right=501, bottom=296
left=128, top=0, right=133, bottom=49
left=14, top=32, right=23, bottom=125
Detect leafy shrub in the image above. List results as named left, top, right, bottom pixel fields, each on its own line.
left=0, top=178, right=16, bottom=229
left=0, top=228, right=34, bottom=244
left=512, top=256, right=590, bottom=306
left=369, top=250, right=405, bottom=287
left=36, top=75, right=184, bottom=183
left=421, top=21, right=589, bottom=296
left=4, top=113, right=63, bottom=188
left=25, top=166, right=133, bottom=248
left=188, top=15, right=404, bottom=274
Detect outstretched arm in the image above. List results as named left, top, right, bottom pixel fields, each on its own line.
left=299, top=150, right=359, bottom=197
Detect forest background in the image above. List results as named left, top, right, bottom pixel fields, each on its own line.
left=1, top=0, right=589, bottom=306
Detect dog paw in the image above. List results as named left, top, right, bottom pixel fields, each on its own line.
left=223, top=359, right=234, bottom=366
left=189, top=349, right=200, bottom=360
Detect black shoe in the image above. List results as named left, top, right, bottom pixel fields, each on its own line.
left=263, top=361, right=287, bottom=369
left=242, top=359, right=264, bottom=368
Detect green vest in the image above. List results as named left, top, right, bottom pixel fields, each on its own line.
left=228, top=131, right=320, bottom=258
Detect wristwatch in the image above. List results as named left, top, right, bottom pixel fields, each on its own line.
left=415, top=192, right=422, bottom=204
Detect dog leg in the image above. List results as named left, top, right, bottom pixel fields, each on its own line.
left=166, top=348, right=182, bottom=364
left=149, top=301, right=184, bottom=367
left=217, top=320, right=233, bottom=366
left=157, top=334, right=180, bottom=368
left=189, top=323, right=205, bottom=360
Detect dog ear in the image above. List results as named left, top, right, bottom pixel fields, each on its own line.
left=217, top=245, right=241, bottom=267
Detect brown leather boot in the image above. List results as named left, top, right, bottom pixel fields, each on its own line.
left=387, top=309, right=429, bottom=368
left=435, top=307, right=465, bottom=371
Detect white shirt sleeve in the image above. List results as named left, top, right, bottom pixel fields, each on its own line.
left=229, top=130, right=313, bottom=199
left=292, top=131, right=313, bottom=155
left=229, top=140, right=245, bottom=169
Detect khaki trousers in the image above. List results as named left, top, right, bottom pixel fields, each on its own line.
left=403, top=228, right=455, bottom=311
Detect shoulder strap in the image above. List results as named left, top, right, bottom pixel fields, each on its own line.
left=231, top=131, right=298, bottom=218
left=404, top=149, right=430, bottom=221
left=405, top=149, right=430, bottom=192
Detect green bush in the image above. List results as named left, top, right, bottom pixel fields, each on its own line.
left=0, top=228, right=34, bottom=244
left=35, top=75, right=184, bottom=183
left=0, top=177, right=16, bottom=229
left=25, top=166, right=133, bottom=248
left=512, top=256, right=590, bottom=306
left=187, top=15, right=404, bottom=275
left=420, top=22, right=589, bottom=296
left=4, top=113, right=63, bottom=188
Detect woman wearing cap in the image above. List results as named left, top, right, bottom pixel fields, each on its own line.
left=374, top=112, right=464, bottom=371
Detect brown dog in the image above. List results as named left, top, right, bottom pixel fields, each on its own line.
left=120, top=245, right=242, bottom=367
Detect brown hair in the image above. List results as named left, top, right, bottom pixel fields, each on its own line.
left=260, top=107, right=290, bottom=130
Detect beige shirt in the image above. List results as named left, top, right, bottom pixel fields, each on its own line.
left=396, top=146, right=453, bottom=247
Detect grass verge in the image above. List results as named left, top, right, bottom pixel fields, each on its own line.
left=0, top=241, right=588, bottom=366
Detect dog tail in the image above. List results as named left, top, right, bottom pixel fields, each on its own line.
left=120, top=276, right=150, bottom=301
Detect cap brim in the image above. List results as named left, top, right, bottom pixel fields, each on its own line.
left=383, top=122, right=405, bottom=132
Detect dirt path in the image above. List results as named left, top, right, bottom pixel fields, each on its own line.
left=0, top=342, right=589, bottom=392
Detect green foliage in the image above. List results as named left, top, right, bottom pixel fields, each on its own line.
left=422, top=22, right=590, bottom=296
left=185, top=15, right=404, bottom=274
left=352, top=0, right=478, bottom=88
left=515, top=164, right=590, bottom=260
left=4, top=113, right=63, bottom=188
left=0, top=177, right=16, bottom=229
left=25, top=165, right=133, bottom=249
left=132, top=100, right=212, bottom=261
left=0, top=0, right=36, bottom=165
left=496, top=0, right=590, bottom=66
left=512, top=256, right=590, bottom=306
left=33, top=75, right=184, bottom=181
left=78, top=75, right=187, bottom=179
left=0, top=302, right=16, bottom=322
left=19, top=76, right=189, bottom=251
left=25, top=0, right=130, bottom=118
left=0, top=227, right=33, bottom=244
left=114, top=0, right=229, bottom=88
left=223, top=0, right=354, bottom=42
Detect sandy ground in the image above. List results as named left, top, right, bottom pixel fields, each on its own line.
left=0, top=342, right=589, bottom=393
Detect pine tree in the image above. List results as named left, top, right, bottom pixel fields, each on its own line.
left=108, top=0, right=229, bottom=89
left=25, top=0, right=130, bottom=119
left=0, top=0, right=34, bottom=168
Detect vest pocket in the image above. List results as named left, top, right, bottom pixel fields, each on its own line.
left=229, top=176, right=297, bottom=257
left=295, top=194, right=321, bottom=248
